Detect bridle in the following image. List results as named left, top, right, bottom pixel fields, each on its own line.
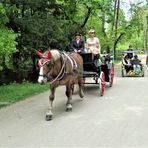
left=38, top=56, right=53, bottom=78
left=36, top=50, right=80, bottom=84
left=38, top=53, right=66, bottom=84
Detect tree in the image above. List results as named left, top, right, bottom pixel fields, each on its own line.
left=0, top=3, right=17, bottom=70
left=112, top=0, right=120, bottom=58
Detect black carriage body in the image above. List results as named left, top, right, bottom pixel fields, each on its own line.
left=81, top=53, right=98, bottom=72
left=80, top=52, right=114, bottom=96
left=80, top=53, right=111, bottom=82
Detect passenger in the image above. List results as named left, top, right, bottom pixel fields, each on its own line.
left=131, top=55, right=142, bottom=71
left=86, top=29, right=101, bottom=67
left=70, top=32, right=85, bottom=53
left=127, top=45, right=133, bottom=59
left=123, top=55, right=133, bottom=73
left=83, top=43, right=89, bottom=53
left=86, top=29, right=101, bottom=54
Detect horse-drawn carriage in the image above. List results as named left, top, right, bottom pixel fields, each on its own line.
left=121, top=50, right=144, bottom=77
left=80, top=52, right=114, bottom=96
left=36, top=49, right=114, bottom=120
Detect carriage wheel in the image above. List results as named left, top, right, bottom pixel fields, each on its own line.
left=83, top=77, right=86, bottom=84
left=121, top=69, right=124, bottom=77
left=141, top=66, right=144, bottom=77
left=110, top=64, right=114, bottom=87
left=99, top=71, right=105, bottom=96
left=121, top=65, right=125, bottom=77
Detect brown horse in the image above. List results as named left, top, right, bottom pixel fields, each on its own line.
left=36, top=49, right=84, bottom=120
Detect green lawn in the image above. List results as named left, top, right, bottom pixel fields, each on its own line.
left=0, top=82, right=49, bottom=107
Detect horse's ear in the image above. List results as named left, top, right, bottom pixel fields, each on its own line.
left=47, top=51, right=52, bottom=58
left=36, top=50, right=42, bottom=57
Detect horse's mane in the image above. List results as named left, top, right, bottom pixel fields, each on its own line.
left=45, top=50, right=61, bottom=61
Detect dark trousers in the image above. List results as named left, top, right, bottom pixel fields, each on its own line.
left=124, top=65, right=133, bottom=73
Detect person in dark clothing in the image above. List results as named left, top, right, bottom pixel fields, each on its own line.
left=131, top=55, right=142, bottom=71
left=123, top=55, right=133, bottom=73
left=70, top=32, right=85, bottom=53
left=127, top=45, right=133, bottom=59
left=131, top=55, right=141, bottom=65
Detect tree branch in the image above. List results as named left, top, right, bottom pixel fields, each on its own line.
left=80, top=6, right=92, bottom=28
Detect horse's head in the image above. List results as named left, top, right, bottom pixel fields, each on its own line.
left=36, top=50, right=53, bottom=84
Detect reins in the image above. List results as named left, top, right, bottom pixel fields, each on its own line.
left=50, top=52, right=84, bottom=84
left=39, top=51, right=83, bottom=84
left=49, top=53, right=66, bottom=84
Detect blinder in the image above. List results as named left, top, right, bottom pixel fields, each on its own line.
left=38, top=56, right=53, bottom=78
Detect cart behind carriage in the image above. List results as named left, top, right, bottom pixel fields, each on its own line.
left=80, top=53, right=114, bottom=96
left=121, top=50, right=144, bottom=77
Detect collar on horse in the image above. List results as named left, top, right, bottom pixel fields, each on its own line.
left=50, top=53, right=66, bottom=83
left=49, top=52, right=78, bottom=84
left=38, top=51, right=79, bottom=84
left=50, top=51, right=81, bottom=84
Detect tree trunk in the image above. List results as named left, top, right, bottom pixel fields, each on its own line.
left=101, top=12, right=106, bottom=37
left=112, top=0, right=120, bottom=59
left=145, top=15, right=148, bottom=52
left=80, top=7, right=92, bottom=28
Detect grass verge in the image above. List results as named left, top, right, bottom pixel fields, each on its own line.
left=0, top=82, right=49, bottom=108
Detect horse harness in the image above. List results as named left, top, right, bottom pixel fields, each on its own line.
left=39, top=52, right=79, bottom=84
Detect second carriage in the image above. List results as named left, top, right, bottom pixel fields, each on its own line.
left=80, top=52, right=114, bottom=96
left=121, top=50, right=144, bottom=77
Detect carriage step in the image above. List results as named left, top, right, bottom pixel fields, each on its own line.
left=83, top=71, right=98, bottom=75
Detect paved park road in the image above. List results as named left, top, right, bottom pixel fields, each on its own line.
left=1, top=65, right=148, bottom=147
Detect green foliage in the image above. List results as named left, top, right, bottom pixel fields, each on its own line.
left=0, top=3, right=8, bottom=26
left=0, top=0, right=147, bottom=83
left=117, top=4, right=147, bottom=51
left=0, top=3, right=17, bottom=70
left=0, top=29, right=17, bottom=54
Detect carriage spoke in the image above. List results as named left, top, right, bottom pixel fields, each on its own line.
left=110, top=64, right=114, bottom=87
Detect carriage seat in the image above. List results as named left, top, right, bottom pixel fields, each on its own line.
left=80, top=52, right=94, bottom=64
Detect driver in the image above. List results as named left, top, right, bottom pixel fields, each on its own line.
left=70, top=32, right=85, bottom=53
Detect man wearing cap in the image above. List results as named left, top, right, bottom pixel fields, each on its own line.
left=70, top=32, right=85, bottom=53
left=86, top=29, right=101, bottom=54
left=127, top=45, right=133, bottom=59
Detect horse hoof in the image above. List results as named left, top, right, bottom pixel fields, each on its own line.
left=66, top=104, right=72, bottom=112
left=79, top=91, right=84, bottom=98
left=66, top=107, right=72, bottom=112
left=80, top=94, right=84, bottom=98
left=46, top=114, right=53, bottom=121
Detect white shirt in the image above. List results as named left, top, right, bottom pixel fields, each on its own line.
left=86, top=37, right=101, bottom=54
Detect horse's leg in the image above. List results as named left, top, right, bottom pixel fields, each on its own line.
left=71, top=85, right=74, bottom=95
left=65, top=84, right=73, bottom=112
left=78, top=76, right=84, bottom=98
left=46, top=85, right=56, bottom=121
